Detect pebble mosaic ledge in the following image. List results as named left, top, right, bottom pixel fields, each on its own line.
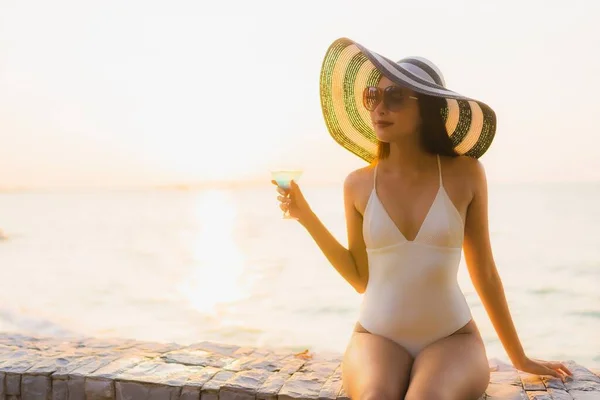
left=0, top=333, right=599, bottom=399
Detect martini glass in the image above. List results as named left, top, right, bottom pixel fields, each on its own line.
left=270, top=169, right=303, bottom=219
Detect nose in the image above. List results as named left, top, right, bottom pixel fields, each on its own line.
left=373, top=98, right=388, bottom=114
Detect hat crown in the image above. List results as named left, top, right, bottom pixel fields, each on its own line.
left=396, top=57, right=446, bottom=87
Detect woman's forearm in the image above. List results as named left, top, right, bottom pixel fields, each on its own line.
left=476, top=270, right=527, bottom=367
left=299, top=210, right=364, bottom=292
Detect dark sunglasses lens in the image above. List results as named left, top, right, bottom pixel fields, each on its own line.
left=384, top=87, right=407, bottom=111
left=363, top=87, right=380, bottom=111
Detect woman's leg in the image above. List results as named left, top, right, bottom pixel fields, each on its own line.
left=404, top=328, right=490, bottom=400
left=342, top=327, right=414, bottom=400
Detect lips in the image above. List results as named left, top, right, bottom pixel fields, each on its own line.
left=375, top=121, right=393, bottom=127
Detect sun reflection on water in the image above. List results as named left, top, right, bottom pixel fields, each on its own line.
left=179, top=189, right=247, bottom=316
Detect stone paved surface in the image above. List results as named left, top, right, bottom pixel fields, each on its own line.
left=0, top=333, right=598, bottom=399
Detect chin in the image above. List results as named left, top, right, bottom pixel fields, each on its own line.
left=376, top=124, right=419, bottom=141
left=374, top=134, right=390, bottom=142
left=374, top=130, right=404, bottom=143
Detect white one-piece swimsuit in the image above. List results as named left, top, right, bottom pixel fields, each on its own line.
left=357, top=154, right=472, bottom=357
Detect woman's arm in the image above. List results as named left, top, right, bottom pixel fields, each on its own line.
left=463, top=159, right=571, bottom=379
left=462, top=159, right=528, bottom=368
left=298, top=170, right=369, bottom=293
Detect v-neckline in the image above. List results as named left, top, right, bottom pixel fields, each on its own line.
left=372, top=185, right=443, bottom=243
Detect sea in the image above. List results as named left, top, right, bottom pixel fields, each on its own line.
left=0, top=182, right=599, bottom=368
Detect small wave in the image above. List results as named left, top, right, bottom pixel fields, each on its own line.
left=529, top=287, right=561, bottom=295
left=571, top=310, right=600, bottom=319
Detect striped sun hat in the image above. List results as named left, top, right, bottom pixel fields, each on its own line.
left=319, top=37, right=497, bottom=163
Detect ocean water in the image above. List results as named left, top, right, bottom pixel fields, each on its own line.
left=0, top=182, right=599, bottom=368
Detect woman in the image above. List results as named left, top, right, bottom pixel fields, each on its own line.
left=274, top=38, right=572, bottom=399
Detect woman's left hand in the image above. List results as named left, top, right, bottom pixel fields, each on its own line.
left=516, top=357, right=573, bottom=380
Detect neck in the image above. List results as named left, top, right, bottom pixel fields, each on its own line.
left=379, top=133, right=436, bottom=173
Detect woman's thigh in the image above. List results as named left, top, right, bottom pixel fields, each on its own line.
left=405, top=331, right=490, bottom=400
left=342, top=327, right=414, bottom=400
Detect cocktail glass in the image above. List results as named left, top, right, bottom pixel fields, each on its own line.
left=270, top=170, right=303, bottom=219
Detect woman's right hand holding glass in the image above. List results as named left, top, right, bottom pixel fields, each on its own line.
left=272, top=180, right=312, bottom=223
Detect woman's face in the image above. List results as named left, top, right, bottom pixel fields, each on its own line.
left=368, top=76, right=421, bottom=143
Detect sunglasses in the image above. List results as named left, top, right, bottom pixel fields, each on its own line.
left=362, top=86, right=418, bottom=112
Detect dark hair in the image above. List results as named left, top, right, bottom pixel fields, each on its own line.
left=377, top=93, right=458, bottom=159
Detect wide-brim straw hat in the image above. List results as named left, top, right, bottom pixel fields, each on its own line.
left=319, top=37, right=497, bottom=163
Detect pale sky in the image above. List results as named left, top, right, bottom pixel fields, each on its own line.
left=1, top=0, right=599, bottom=188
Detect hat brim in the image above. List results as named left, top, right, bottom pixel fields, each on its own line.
left=319, top=38, right=497, bottom=162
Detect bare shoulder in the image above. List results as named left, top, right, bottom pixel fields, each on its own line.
left=440, top=155, right=487, bottom=209
left=344, top=164, right=375, bottom=214
left=443, top=155, right=486, bottom=185
left=344, top=164, right=374, bottom=188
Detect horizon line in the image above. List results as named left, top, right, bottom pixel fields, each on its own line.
left=2, top=178, right=600, bottom=193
